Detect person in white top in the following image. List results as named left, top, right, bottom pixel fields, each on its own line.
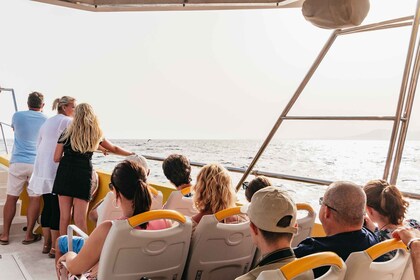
left=28, top=96, right=76, bottom=257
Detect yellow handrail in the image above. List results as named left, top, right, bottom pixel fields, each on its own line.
left=214, top=206, right=242, bottom=221
left=366, top=238, right=407, bottom=260
left=180, top=186, right=191, bottom=196
left=280, top=252, right=344, bottom=279
left=296, top=203, right=315, bottom=213
left=128, top=209, right=186, bottom=228
left=148, top=185, right=159, bottom=196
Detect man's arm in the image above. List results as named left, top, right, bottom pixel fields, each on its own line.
left=392, top=227, right=420, bottom=279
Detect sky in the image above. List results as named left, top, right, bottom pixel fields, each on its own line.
left=0, top=0, right=419, bottom=140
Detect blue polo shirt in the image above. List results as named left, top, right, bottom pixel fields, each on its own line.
left=10, top=110, right=47, bottom=164
left=294, top=227, right=381, bottom=278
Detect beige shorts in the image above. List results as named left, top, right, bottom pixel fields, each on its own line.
left=7, top=163, right=38, bottom=197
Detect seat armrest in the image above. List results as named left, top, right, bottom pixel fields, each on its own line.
left=67, top=225, right=89, bottom=252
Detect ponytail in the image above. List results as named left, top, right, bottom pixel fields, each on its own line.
left=133, top=179, right=152, bottom=229
left=52, top=98, right=60, bottom=111
left=380, top=185, right=409, bottom=225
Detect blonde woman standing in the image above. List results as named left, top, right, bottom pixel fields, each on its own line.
left=28, top=96, right=76, bottom=256
left=52, top=103, right=134, bottom=236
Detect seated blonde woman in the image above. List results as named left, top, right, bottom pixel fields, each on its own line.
left=363, top=179, right=420, bottom=241
left=192, top=163, right=245, bottom=233
left=56, top=160, right=170, bottom=279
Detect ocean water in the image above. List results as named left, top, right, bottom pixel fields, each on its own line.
left=1, top=139, right=419, bottom=220
left=89, top=139, right=420, bottom=221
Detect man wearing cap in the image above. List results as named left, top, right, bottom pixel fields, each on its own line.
left=236, top=186, right=312, bottom=280
left=294, top=181, right=380, bottom=278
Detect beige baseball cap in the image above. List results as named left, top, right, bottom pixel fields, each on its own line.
left=241, top=186, right=297, bottom=234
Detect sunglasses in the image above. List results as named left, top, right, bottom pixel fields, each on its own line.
left=319, top=197, right=339, bottom=213
left=242, top=181, right=249, bottom=190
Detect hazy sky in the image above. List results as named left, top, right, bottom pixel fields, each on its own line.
left=0, top=0, right=418, bottom=139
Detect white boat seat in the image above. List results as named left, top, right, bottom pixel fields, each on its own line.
left=63, top=209, right=192, bottom=280
left=344, top=238, right=410, bottom=280
left=163, top=186, right=198, bottom=217
left=256, top=251, right=346, bottom=280
left=184, top=206, right=256, bottom=280
left=292, top=203, right=316, bottom=247
left=96, top=186, right=163, bottom=224
left=401, top=257, right=415, bottom=280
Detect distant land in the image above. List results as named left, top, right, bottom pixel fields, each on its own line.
left=346, top=129, right=420, bottom=141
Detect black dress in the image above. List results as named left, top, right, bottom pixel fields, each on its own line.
left=52, top=134, right=93, bottom=201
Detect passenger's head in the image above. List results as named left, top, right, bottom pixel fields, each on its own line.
left=63, top=103, right=103, bottom=153
left=193, top=163, right=236, bottom=214
left=363, top=179, right=408, bottom=225
left=27, top=91, right=44, bottom=109
left=127, top=154, right=150, bottom=176
left=244, top=176, right=272, bottom=202
left=110, top=160, right=152, bottom=228
left=244, top=186, right=297, bottom=245
left=162, top=154, right=191, bottom=188
left=320, top=181, right=366, bottom=229
left=52, top=96, right=76, bottom=117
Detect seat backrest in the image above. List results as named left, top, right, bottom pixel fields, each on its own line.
left=98, top=210, right=192, bottom=280
left=163, top=187, right=198, bottom=217
left=291, top=203, right=316, bottom=247
left=97, top=187, right=163, bottom=224
left=401, top=257, right=415, bottom=280
left=149, top=186, right=164, bottom=210
left=96, top=192, right=123, bottom=224
left=184, top=207, right=256, bottom=280
left=256, top=252, right=346, bottom=280
left=344, top=239, right=409, bottom=280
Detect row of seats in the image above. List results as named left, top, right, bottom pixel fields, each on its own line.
left=64, top=206, right=416, bottom=280
left=257, top=238, right=415, bottom=280
left=65, top=207, right=254, bottom=280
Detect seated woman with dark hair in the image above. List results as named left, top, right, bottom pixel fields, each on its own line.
left=56, top=160, right=170, bottom=279
left=244, top=175, right=272, bottom=202
left=162, top=154, right=192, bottom=192
left=363, top=179, right=420, bottom=241
left=192, top=163, right=245, bottom=233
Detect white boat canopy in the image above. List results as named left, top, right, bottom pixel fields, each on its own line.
left=31, top=0, right=303, bottom=12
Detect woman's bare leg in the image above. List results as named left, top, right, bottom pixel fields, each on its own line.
left=58, top=196, right=73, bottom=236
left=73, top=198, right=89, bottom=233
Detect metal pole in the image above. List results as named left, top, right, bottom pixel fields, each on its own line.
left=0, top=124, right=8, bottom=154
left=383, top=0, right=420, bottom=180
left=390, top=20, right=420, bottom=183
left=234, top=30, right=339, bottom=192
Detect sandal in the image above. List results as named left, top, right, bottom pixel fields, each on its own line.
left=42, top=244, right=52, bottom=254
left=22, top=233, right=42, bottom=245
left=0, top=239, right=9, bottom=245
left=48, top=248, right=56, bottom=258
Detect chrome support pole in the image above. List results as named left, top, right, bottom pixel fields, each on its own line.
left=390, top=4, right=420, bottom=184
left=0, top=124, right=8, bottom=154
left=235, top=31, right=339, bottom=192
left=282, top=116, right=397, bottom=121
left=384, top=0, right=420, bottom=181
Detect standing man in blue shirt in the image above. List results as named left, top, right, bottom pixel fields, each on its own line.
left=0, top=92, right=47, bottom=245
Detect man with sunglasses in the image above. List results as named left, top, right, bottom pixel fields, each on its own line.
left=294, top=181, right=380, bottom=278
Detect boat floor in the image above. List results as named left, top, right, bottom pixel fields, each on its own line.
left=0, top=232, right=56, bottom=280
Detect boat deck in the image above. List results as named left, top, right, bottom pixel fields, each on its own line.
left=0, top=165, right=56, bottom=280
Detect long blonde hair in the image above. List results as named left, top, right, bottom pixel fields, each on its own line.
left=52, top=96, right=76, bottom=113
left=193, top=163, right=236, bottom=214
left=61, top=103, right=103, bottom=153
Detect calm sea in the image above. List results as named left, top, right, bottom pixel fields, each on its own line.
left=1, top=139, right=419, bottom=220
left=90, top=139, right=420, bottom=221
